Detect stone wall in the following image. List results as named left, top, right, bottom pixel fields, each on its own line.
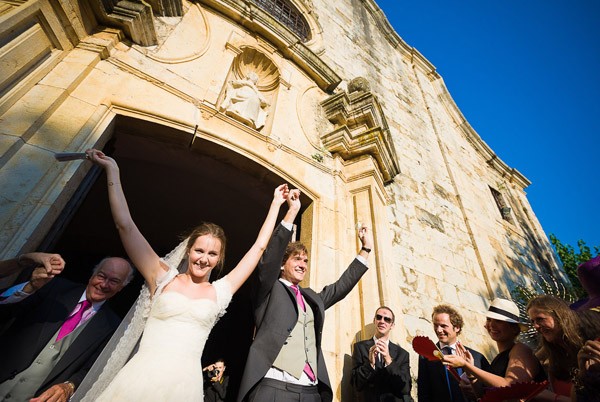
left=0, top=0, right=565, bottom=400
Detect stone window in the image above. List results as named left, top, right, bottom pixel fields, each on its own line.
left=253, top=0, right=310, bottom=41
left=489, top=186, right=514, bottom=223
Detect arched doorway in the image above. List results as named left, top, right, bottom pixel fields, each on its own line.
left=42, top=115, right=311, bottom=398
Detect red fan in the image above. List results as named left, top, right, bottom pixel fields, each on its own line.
left=412, top=336, right=442, bottom=361
left=480, top=381, right=548, bottom=402
left=411, top=336, right=461, bottom=381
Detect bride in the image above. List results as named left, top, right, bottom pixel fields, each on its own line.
left=82, top=148, right=296, bottom=401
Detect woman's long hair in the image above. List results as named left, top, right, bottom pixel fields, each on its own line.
left=526, top=295, right=583, bottom=380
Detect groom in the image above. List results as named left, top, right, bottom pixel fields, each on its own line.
left=237, top=189, right=374, bottom=401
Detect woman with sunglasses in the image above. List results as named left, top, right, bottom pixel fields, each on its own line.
left=442, top=298, right=544, bottom=392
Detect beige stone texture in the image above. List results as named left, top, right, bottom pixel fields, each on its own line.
left=0, top=0, right=566, bottom=400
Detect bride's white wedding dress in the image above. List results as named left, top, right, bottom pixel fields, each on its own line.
left=95, top=274, right=232, bottom=401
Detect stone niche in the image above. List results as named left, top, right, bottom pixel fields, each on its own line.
left=320, top=77, right=400, bottom=183
left=218, top=47, right=280, bottom=131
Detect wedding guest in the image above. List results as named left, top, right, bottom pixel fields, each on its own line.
left=527, top=295, right=582, bottom=401
left=442, top=299, right=545, bottom=391
left=351, top=306, right=412, bottom=402
left=204, top=359, right=229, bottom=402
left=417, top=304, right=490, bottom=402
left=0, top=257, right=133, bottom=401
left=571, top=255, right=600, bottom=311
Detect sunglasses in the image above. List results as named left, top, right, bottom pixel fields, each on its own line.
left=375, top=314, right=393, bottom=324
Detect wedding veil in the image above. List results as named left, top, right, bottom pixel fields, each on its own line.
left=73, top=238, right=190, bottom=401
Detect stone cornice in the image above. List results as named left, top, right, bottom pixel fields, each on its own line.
left=197, top=0, right=341, bottom=92
left=357, top=0, right=529, bottom=189
left=358, top=0, right=437, bottom=78
left=437, top=86, right=531, bottom=189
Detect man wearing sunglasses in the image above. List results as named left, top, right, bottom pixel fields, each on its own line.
left=351, top=306, right=412, bottom=402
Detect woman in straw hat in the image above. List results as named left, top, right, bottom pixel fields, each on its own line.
left=442, top=298, right=544, bottom=388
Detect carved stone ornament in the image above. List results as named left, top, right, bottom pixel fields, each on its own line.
left=320, top=77, right=400, bottom=182
left=221, top=72, right=269, bottom=130
left=87, top=0, right=184, bottom=46
left=219, top=48, right=279, bottom=130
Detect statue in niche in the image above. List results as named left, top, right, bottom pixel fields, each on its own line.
left=220, top=72, right=269, bottom=130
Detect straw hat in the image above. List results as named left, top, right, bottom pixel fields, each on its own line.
left=486, top=298, right=527, bottom=329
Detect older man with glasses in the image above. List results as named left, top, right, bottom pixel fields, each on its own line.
left=351, top=306, right=412, bottom=402
left=0, top=256, right=134, bottom=402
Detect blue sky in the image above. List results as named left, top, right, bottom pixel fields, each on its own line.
left=375, top=0, right=600, bottom=251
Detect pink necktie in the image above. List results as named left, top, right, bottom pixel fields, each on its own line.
left=290, top=284, right=305, bottom=311
left=56, top=300, right=91, bottom=341
left=290, top=285, right=315, bottom=381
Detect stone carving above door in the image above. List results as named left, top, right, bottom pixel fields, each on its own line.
left=219, top=47, right=279, bottom=131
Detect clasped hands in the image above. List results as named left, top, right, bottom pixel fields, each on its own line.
left=369, top=339, right=391, bottom=368
left=20, top=252, right=65, bottom=294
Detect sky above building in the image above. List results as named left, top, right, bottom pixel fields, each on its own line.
left=375, top=0, right=600, bottom=252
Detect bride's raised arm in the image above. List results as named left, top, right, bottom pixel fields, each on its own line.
left=86, top=149, right=166, bottom=293
left=225, top=184, right=296, bottom=293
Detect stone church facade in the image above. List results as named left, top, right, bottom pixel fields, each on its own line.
left=0, top=0, right=564, bottom=399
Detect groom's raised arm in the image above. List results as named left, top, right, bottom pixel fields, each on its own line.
left=253, top=189, right=300, bottom=305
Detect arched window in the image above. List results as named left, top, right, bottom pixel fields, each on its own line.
left=253, top=0, right=310, bottom=42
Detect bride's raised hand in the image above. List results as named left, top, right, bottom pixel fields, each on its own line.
left=86, top=149, right=118, bottom=172
left=273, top=184, right=289, bottom=206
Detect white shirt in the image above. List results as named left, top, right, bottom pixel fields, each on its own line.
left=372, top=335, right=390, bottom=367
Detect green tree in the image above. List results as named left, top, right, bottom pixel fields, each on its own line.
left=549, top=234, right=600, bottom=299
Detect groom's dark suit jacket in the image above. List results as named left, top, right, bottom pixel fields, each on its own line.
left=0, top=277, right=120, bottom=397
left=351, top=338, right=413, bottom=402
left=237, top=223, right=369, bottom=402
left=417, top=343, right=490, bottom=402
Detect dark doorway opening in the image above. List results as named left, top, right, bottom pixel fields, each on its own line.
left=41, top=115, right=310, bottom=399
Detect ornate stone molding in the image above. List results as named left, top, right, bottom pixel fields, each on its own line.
left=198, top=0, right=340, bottom=92
left=146, top=0, right=183, bottom=16
left=88, top=0, right=158, bottom=46
left=320, top=77, right=400, bottom=183
left=219, top=47, right=279, bottom=130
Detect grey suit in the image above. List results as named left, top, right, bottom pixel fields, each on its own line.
left=237, top=224, right=368, bottom=402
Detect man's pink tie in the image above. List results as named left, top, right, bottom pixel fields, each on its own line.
left=56, top=300, right=91, bottom=341
left=290, top=285, right=316, bottom=382
left=290, top=284, right=305, bottom=311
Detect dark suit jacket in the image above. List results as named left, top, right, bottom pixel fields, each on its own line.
left=0, top=278, right=120, bottom=397
left=204, top=375, right=229, bottom=402
left=237, top=223, right=369, bottom=402
left=417, top=344, right=490, bottom=402
left=351, top=339, right=413, bottom=402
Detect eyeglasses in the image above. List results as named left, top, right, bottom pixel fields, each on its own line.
left=95, top=272, right=124, bottom=287
left=375, top=314, right=393, bottom=324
